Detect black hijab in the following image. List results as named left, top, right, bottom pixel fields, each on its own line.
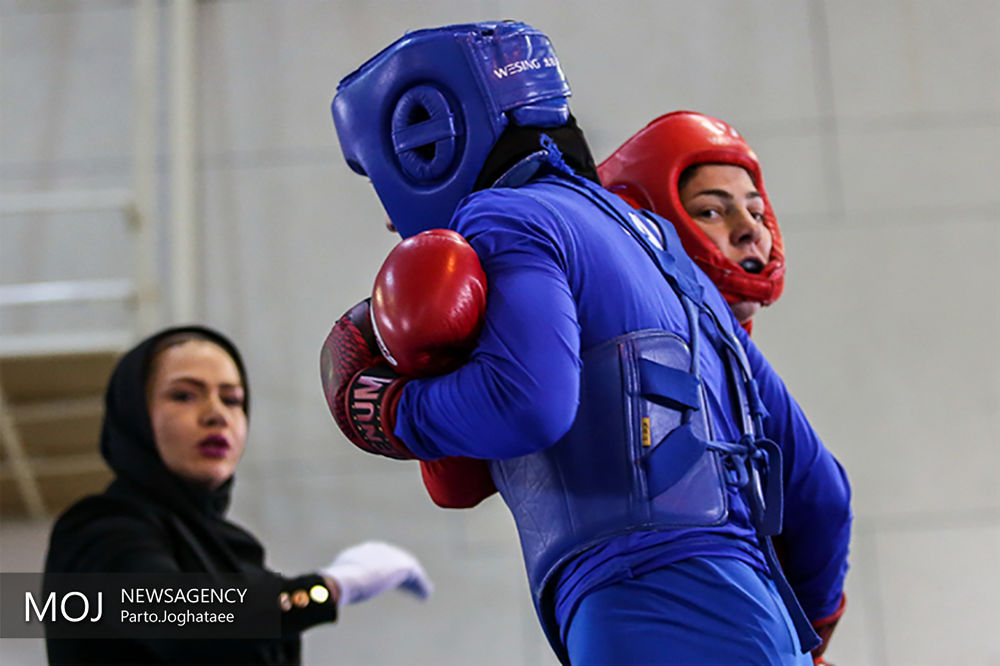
left=473, top=113, right=601, bottom=191
left=101, top=325, right=248, bottom=520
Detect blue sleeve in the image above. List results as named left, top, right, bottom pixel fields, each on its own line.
left=393, top=192, right=582, bottom=460
left=735, top=324, right=852, bottom=622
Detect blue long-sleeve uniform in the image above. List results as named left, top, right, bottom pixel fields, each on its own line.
left=393, top=168, right=850, bottom=659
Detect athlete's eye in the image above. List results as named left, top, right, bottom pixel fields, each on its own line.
left=222, top=395, right=245, bottom=408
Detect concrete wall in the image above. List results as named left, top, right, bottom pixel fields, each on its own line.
left=2, top=1, right=998, bottom=664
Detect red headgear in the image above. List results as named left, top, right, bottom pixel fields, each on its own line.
left=598, top=111, right=784, bottom=307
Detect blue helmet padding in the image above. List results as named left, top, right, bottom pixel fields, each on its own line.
left=391, top=85, right=458, bottom=182
left=332, top=21, right=572, bottom=237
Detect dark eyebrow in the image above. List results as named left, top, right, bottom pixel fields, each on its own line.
left=167, top=376, right=243, bottom=391
left=690, top=188, right=763, bottom=201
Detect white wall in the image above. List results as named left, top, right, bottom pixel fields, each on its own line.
left=2, top=1, right=998, bottom=664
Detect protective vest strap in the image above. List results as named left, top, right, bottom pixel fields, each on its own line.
left=639, top=358, right=701, bottom=411
left=644, top=423, right=709, bottom=496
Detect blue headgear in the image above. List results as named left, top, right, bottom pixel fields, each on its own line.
left=332, top=22, right=572, bottom=238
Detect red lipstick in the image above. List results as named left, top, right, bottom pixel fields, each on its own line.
left=198, top=434, right=230, bottom=459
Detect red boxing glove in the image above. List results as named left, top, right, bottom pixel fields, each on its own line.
left=367, top=229, right=496, bottom=505
left=811, top=594, right=846, bottom=665
left=371, top=229, right=487, bottom=377
left=320, top=299, right=414, bottom=460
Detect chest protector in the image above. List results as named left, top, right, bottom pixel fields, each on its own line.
left=489, top=169, right=818, bottom=660
left=491, top=325, right=729, bottom=577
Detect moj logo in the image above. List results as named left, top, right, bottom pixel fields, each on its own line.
left=25, top=591, right=103, bottom=623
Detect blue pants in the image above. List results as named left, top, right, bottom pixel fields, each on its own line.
left=564, top=556, right=812, bottom=666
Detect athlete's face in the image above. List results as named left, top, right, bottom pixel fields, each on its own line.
left=679, top=164, right=772, bottom=269
left=679, top=164, right=773, bottom=323
left=147, top=341, right=247, bottom=489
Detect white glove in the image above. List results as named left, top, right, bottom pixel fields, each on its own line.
left=320, top=540, right=433, bottom=607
